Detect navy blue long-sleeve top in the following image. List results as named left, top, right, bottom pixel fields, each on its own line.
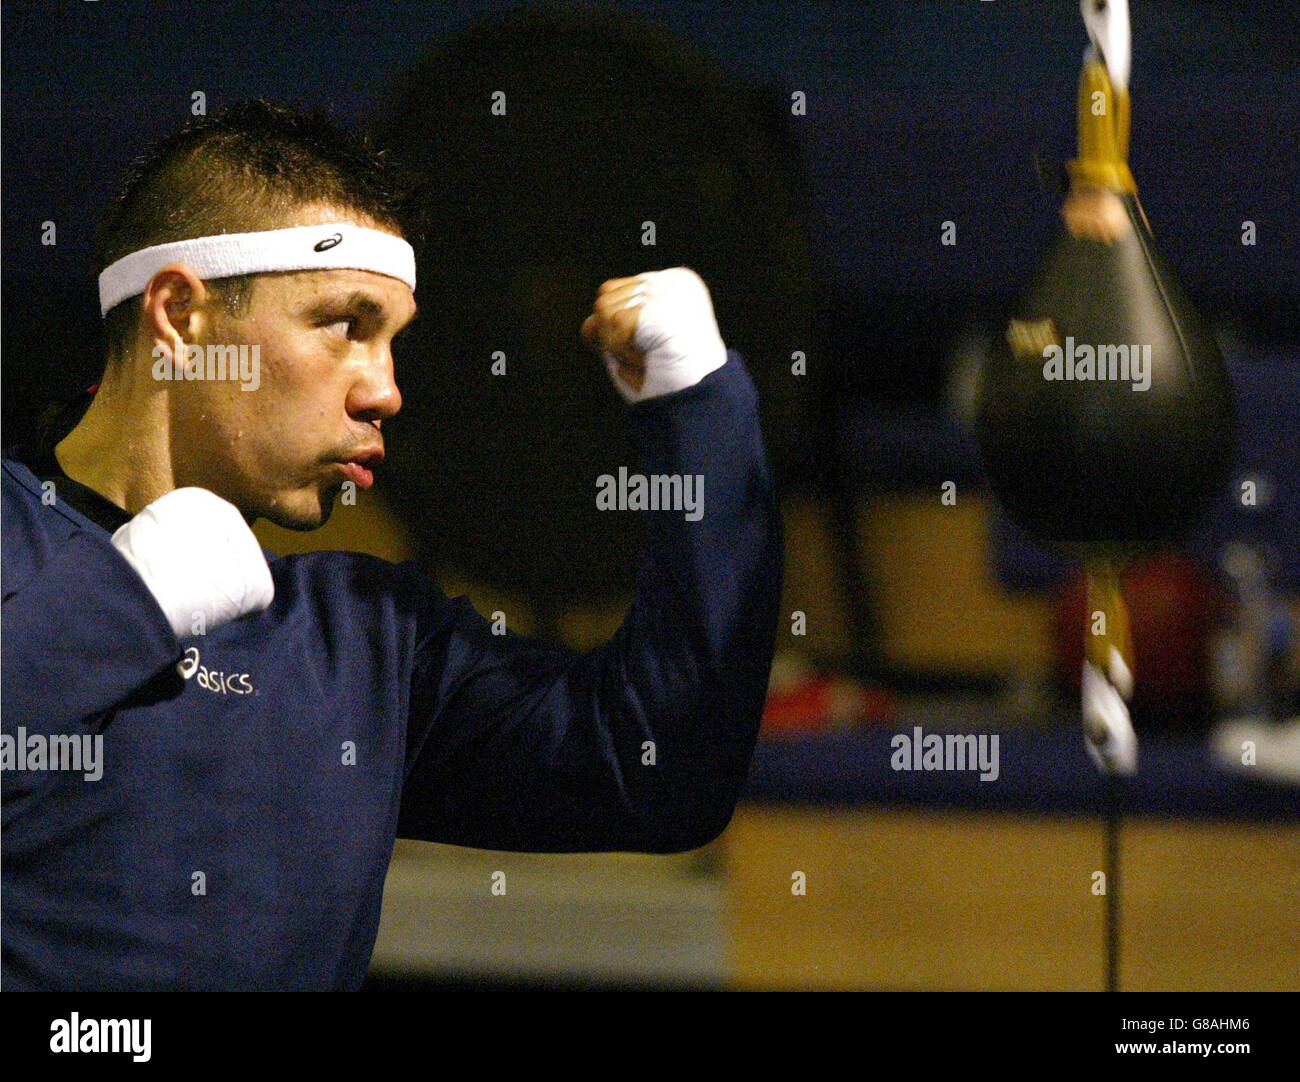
left=1, top=354, right=783, bottom=991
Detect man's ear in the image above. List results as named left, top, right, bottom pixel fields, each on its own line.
left=142, top=263, right=214, bottom=361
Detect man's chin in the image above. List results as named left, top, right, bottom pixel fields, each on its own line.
left=259, top=491, right=335, bottom=532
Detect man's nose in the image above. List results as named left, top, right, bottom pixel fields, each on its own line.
left=347, top=351, right=403, bottom=423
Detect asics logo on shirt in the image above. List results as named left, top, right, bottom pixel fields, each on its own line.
left=177, top=647, right=254, bottom=695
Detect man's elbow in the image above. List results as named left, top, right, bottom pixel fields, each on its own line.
left=640, top=796, right=742, bottom=854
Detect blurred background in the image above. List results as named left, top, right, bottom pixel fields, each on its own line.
left=4, top=0, right=1297, bottom=990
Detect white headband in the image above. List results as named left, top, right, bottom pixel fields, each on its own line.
left=97, top=222, right=417, bottom=316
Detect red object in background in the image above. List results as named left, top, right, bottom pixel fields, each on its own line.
left=1054, top=553, right=1228, bottom=732
left=761, top=666, right=898, bottom=739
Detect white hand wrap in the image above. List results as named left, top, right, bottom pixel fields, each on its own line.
left=111, top=487, right=274, bottom=639
left=603, top=267, right=728, bottom=404
left=1082, top=654, right=1138, bottom=776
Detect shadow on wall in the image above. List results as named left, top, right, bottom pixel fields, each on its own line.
left=371, top=6, right=823, bottom=626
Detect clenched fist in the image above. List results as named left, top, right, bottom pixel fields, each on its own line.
left=581, top=267, right=728, bottom=404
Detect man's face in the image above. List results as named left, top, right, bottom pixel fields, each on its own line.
left=171, top=225, right=417, bottom=530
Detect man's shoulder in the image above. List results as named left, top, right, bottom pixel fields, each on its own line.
left=3, top=454, right=61, bottom=525
left=3, top=451, right=42, bottom=491
left=3, top=453, right=120, bottom=539
left=266, top=545, right=435, bottom=608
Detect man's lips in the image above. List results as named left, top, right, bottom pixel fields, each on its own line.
left=334, top=448, right=384, bottom=491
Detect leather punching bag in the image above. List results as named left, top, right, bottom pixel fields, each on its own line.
left=974, top=0, right=1238, bottom=781
left=975, top=53, right=1237, bottom=553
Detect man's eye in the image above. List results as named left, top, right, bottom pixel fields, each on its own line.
left=323, top=318, right=355, bottom=338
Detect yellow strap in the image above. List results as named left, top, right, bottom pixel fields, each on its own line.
left=1067, top=59, right=1137, bottom=194
left=1085, top=561, right=1134, bottom=676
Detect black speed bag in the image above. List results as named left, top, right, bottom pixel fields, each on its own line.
left=974, top=192, right=1237, bottom=548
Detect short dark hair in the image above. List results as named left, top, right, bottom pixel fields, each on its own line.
left=95, top=99, right=423, bottom=360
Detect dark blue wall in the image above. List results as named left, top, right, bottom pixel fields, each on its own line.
left=4, top=0, right=1297, bottom=428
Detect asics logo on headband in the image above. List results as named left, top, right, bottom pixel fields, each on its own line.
left=96, top=222, right=416, bottom=317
